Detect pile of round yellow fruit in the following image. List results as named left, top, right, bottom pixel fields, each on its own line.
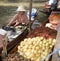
left=18, top=37, right=56, bottom=61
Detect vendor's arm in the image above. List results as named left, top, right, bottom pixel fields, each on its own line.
left=7, top=14, right=18, bottom=26
left=23, top=14, right=29, bottom=25
left=14, top=15, right=29, bottom=27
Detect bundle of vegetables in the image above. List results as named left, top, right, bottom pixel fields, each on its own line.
left=18, top=27, right=57, bottom=61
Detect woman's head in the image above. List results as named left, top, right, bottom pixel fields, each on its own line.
left=17, top=11, right=25, bottom=15
left=16, top=5, right=26, bottom=14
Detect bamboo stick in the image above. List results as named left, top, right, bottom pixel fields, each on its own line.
left=29, top=0, right=33, bottom=31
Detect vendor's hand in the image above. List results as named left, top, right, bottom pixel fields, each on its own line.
left=22, top=23, right=25, bottom=25
left=14, top=22, right=20, bottom=27
left=6, top=24, right=11, bottom=27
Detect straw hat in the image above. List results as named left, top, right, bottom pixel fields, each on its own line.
left=16, top=6, right=26, bottom=12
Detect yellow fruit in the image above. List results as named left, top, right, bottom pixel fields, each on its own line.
left=39, top=41, right=42, bottom=45
left=49, top=38, right=52, bottom=41
left=45, top=43, right=49, bottom=47
left=43, top=39, right=47, bottom=44
left=18, top=36, right=55, bottom=61
left=40, top=37, right=44, bottom=40
left=53, top=39, right=56, bottom=43
left=49, top=45, right=53, bottom=48
left=35, top=57, right=41, bottom=61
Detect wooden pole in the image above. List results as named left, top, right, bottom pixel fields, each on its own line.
left=29, top=0, right=33, bottom=31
